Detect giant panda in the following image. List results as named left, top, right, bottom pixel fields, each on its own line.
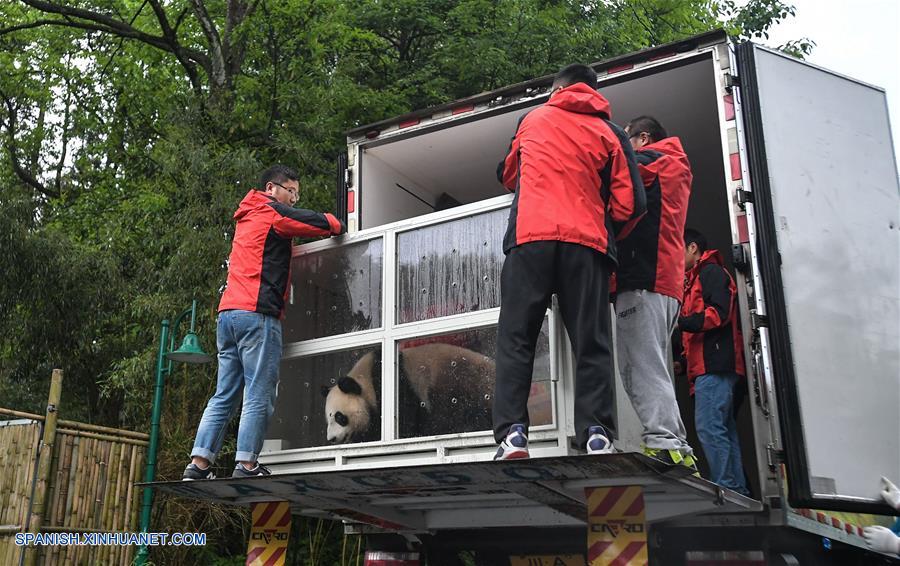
left=396, top=343, right=495, bottom=438
left=321, top=350, right=380, bottom=444
left=321, top=344, right=496, bottom=444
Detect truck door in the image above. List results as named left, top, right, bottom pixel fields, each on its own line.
left=336, top=151, right=349, bottom=227
left=735, top=42, right=900, bottom=513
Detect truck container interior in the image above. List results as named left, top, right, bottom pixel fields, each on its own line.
left=357, top=55, right=734, bottom=257
left=354, top=53, right=760, bottom=492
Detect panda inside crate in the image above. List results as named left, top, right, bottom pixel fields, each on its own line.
left=323, top=344, right=498, bottom=444
left=266, top=339, right=552, bottom=449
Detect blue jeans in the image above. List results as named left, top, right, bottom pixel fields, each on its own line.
left=191, top=310, right=282, bottom=464
left=694, top=373, right=750, bottom=496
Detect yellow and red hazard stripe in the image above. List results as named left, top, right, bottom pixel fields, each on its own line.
left=585, top=486, right=648, bottom=566
left=247, top=501, right=291, bottom=566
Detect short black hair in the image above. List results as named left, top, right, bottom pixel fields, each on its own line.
left=684, top=228, right=708, bottom=253
left=552, top=64, right=597, bottom=90
left=259, top=164, right=298, bottom=190
left=626, top=116, right=668, bottom=143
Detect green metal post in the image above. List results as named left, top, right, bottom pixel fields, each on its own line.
left=135, top=319, right=169, bottom=566
left=166, top=305, right=195, bottom=374
left=189, top=299, right=197, bottom=332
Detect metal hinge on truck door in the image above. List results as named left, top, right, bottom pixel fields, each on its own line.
left=750, top=311, right=768, bottom=330
left=750, top=346, right=770, bottom=418
left=766, top=443, right=785, bottom=470
left=731, top=244, right=751, bottom=275
left=725, top=73, right=741, bottom=92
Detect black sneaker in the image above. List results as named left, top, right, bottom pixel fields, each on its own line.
left=182, top=463, right=216, bottom=481
left=232, top=463, right=272, bottom=478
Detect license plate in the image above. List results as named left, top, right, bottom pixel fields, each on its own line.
left=509, top=555, right=584, bottom=566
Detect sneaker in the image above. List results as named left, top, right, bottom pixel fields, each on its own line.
left=586, top=425, right=614, bottom=454
left=682, top=453, right=701, bottom=477
left=182, top=463, right=216, bottom=481
left=494, top=424, right=529, bottom=460
left=643, top=446, right=700, bottom=477
left=232, top=463, right=272, bottom=478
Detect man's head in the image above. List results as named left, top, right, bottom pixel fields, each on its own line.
left=260, top=164, right=299, bottom=206
left=551, top=64, right=598, bottom=96
left=684, top=228, right=708, bottom=271
left=625, top=116, right=668, bottom=150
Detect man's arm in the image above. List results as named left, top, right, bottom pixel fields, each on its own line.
left=679, top=264, right=732, bottom=332
left=497, top=112, right=531, bottom=191
left=269, top=202, right=345, bottom=239
left=615, top=149, right=664, bottom=241
left=497, top=137, right=521, bottom=192
left=603, top=120, right=646, bottom=238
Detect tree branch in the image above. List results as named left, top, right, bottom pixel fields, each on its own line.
left=223, top=0, right=253, bottom=82
left=146, top=0, right=204, bottom=95
left=629, top=4, right=658, bottom=44
left=0, top=88, right=59, bottom=199
left=262, top=1, right=279, bottom=140
left=19, top=0, right=178, bottom=51
left=54, top=68, right=72, bottom=194
left=190, top=0, right=227, bottom=90
left=173, top=7, right=190, bottom=32
left=0, top=18, right=137, bottom=39
left=9, top=1, right=210, bottom=95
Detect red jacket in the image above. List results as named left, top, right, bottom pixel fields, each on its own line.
left=679, top=250, right=745, bottom=392
left=616, top=137, right=693, bottom=300
left=498, top=83, right=645, bottom=261
left=218, top=190, right=343, bottom=318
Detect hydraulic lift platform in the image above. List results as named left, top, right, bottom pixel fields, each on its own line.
left=146, top=453, right=761, bottom=533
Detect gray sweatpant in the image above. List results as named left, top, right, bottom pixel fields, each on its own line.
left=615, top=289, right=692, bottom=453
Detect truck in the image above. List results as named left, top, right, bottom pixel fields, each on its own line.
left=154, top=30, right=900, bottom=565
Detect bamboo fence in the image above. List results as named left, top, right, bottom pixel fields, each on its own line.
left=0, top=371, right=148, bottom=566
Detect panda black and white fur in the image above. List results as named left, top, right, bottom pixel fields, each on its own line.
left=322, top=344, right=496, bottom=444
left=396, top=343, right=495, bottom=438
left=321, top=350, right=380, bottom=444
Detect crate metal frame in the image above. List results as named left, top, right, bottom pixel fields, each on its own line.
left=262, top=195, right=572, bottom=474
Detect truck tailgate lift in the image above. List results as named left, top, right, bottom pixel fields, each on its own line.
left=145, top=454, right=760, bottom=532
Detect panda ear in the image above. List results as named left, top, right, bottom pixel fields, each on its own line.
left=337, top=376, right=362, bottom=396
left=320, top=385, right=332, bottom=398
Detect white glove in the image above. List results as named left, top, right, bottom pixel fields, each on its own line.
left=863, top=525, right=900, bottom=556
left=880, top=476, right=900, bottom=510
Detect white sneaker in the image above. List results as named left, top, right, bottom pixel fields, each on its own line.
left=586, top=425, right=614, bottom=454
left=494, top=424, right=529, bottom=460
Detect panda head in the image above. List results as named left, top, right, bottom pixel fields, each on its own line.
left=322, top=376, right=373, bottom=444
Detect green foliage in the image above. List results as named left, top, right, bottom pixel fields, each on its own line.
left=717, top=0, right=815, bottom=56
left=0, top=0, right=807, bottom=562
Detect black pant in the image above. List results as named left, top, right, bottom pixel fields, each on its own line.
left=493, top=241, right=614, bottom=447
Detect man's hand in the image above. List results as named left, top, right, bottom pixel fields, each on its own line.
left=338, top=220, right=347, bottom=235
left=863, top=525, right=900, bottom=556
left=880, top=476, right=900, bottom=510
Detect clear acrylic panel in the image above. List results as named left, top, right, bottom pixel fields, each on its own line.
left=396, top=209, right=507, bottom=324
left=266, top=345, right=381, bottom=450
left=396, top=320, right=552, bottom=439
left=283, top=238, right=383, bottom=343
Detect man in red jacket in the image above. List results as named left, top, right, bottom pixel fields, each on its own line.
left=492, top=63, right=645, bottom=459
left=615, top=116, right=697, bottom=471
left=679, top=229, right=749, bottom=495
left=183, top=165, right=344, bottom=480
